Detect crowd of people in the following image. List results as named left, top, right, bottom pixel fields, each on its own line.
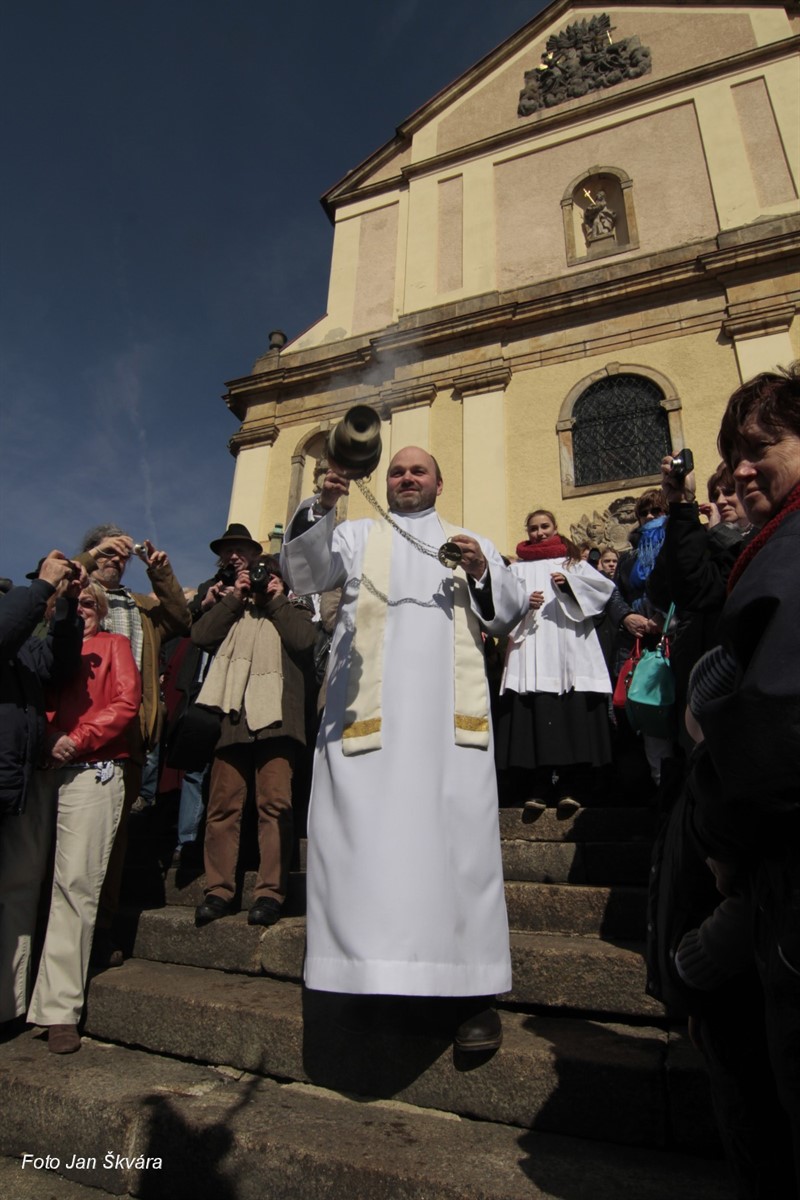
left=0, top=365, right=797, bottom=1197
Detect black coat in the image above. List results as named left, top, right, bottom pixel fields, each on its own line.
left=690, top=509, right=800, bottom=863
left=0, top=583, right=83, bottom=816
left=646, top=504, right=749, bottom=753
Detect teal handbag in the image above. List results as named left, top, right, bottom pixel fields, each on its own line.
left=625, top=604, right=676, bottom=738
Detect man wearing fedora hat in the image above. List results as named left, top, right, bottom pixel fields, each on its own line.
left=191, top=523, right=265, bottom=616
left=161, top=523, right=269, bottom=866
left=190, top=522, right=316, bottom=929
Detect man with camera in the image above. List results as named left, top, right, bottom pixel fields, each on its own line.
left=0, top=551, right=85, bottom=1030
left=77, top=524, right=191, bottom=966
left=190, top=523, right=316, bottom=928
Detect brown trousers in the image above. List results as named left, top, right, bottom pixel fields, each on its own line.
left=203, top=740, right=295, bottom=905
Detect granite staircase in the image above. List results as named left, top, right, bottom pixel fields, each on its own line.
left=0, top=801, right=733, bottom=1199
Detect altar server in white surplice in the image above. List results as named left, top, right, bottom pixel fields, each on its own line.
left=281, top=446, right=528, bottom=1051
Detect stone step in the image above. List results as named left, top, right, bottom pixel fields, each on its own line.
left=0, top=1034, right=729, bottom=1200
left=129, top=869, right=648, bottom=938
left=81, top=958, right=709, bottom=1155
left=502, top=838, right=651, bottom=885
left=0, top=1156, right=100, bottom=1198
left=505, top=880, right=646, bottom=939
left=498, top=805, right=654, bottom=843
left=122, top=906, right=662, bottom=1018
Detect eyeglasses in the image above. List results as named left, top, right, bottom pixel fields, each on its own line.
left=77, top=600, right=98, bottom=610
left=641, top=508, right=664, bottom=519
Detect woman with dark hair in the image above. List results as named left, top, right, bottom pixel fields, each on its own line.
left=190, top=554, right=316, bottom=928
left=702, top=461, right=752, bottom=535
left=495, top=509, right=620, bottom=814
left=646, top=455, right=754, bottom=758
left=649, top=363, right=800, bottom=1196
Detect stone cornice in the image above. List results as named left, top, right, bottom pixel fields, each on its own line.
left=324, top=34, right=800, bottom=215
left=722, top=303, right=797, bottom=342
left=452, top=367, right=513, bottom=397
left=698, top=227, right=800, bottom=277
left=223, top=217, right=798, bottom=419
left=227, top=422, right=280, bottom=456
left=378, top=382, right=437, bottom=412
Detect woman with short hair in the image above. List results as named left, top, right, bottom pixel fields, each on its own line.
left=27, top=581, right=141, bottom=1054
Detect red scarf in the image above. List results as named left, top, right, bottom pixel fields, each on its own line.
left=727, top=479, right=800, bottom=593
left=515, top=534, right=569, bottom=562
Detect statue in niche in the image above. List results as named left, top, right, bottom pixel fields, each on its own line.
left=582, top=188, right=617, bottom=243
left=312, top=456, right=330, bottom=496
left=518, top=13, right=651, bottom=116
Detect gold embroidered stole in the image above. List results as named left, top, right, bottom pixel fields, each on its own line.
left=342, top=518, right=489, bottom=755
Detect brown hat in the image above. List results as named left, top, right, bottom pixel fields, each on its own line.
left=209, top=523, right=263, bottom=557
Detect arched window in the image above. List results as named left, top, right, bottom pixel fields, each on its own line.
left=557, top=365, right=684, bottom=498
left=573, top=374, right=670, bottom=486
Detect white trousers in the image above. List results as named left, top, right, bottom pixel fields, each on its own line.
left=0, top=781, right=55, bottom=1022
left=27, top=764, right=125, bottom=1026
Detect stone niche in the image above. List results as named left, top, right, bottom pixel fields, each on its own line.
left=562, top=167, right=638, bottom=266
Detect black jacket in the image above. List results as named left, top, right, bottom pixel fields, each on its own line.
left=0, top=583, right=83, bottom=816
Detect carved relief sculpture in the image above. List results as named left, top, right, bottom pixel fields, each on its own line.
left=570, top=496, right=639, bottom=551
left=518, top=14, right=651, bottom=116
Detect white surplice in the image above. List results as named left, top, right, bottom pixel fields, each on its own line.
left=501, top=559, right=615, bottom=696
left=282, top=501, right=528, bottom=996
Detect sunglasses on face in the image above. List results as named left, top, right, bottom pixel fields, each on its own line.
left=77, top=600, right=98, bottom=610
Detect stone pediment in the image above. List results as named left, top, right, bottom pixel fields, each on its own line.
left=322, top=1, right=773, bottom=212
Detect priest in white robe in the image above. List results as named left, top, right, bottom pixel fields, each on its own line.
left=281, top=446, right=528, bottom=1050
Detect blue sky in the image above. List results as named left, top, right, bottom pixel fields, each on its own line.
left=1, top=0, right=544, bottom=592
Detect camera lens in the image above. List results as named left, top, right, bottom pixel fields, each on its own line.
left=249, top=563, right=271, bottom=593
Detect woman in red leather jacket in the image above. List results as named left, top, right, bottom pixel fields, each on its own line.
left=27, top=581, right=141, bottom=1054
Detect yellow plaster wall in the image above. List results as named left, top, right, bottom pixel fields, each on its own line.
left=320, top=214, right=361, bottom=343
left=352, top=202, right=399, bottom=335
left=494, top=101, right=717, bottom=290
left=462, top=157, right=497, bottom=297
left=437, top=175, right=464, bottom=293
left=732, top=77, right=797, bottom=207
left=430, top=389, right=464, bottom=528
left=501, top=331, right=742, bottom=553
left=403, top=176, right=439, bottom=309
left=750, top=7, right=796, bottom=45
left=435, top=8, right=758, bottom=158
left=764, top=59, right=800, bottom=198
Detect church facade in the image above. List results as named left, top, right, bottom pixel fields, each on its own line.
left=223, top=0, right=799, bottom=555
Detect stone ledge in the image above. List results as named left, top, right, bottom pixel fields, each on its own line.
left=0, top=1035, right=728, bottom=1200
left=82, top=960, right=704, bottom=1152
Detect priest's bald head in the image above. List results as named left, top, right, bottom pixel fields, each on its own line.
left=386, top=447, right=444, bottom=514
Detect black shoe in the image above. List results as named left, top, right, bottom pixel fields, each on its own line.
left=90, top=931, right=124, bottom=968
left=247, top=897, right=281, bottom=927
left=194, top=895, right=232, bottom=927
left=454, top=1005, right=502, bottom=1053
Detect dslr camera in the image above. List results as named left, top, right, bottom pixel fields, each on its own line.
left=249, top=562, right=273, bottom=594
left=214, top=564, right=237, bottom=588
left=669, top=448, right=694, bottom=482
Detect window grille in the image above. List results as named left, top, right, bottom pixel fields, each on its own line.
left=572, top=374, right=671, bottom=487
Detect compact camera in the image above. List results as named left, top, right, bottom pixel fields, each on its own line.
left=669, top=448, right=694, bottom=482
